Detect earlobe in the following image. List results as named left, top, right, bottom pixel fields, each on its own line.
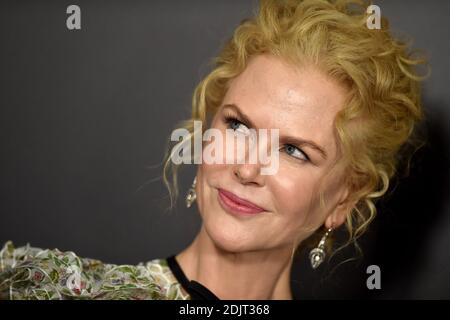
left=326, top=184, right=357, bottom=229
left=325, top=197, right=356, bottom=230
left=325, top=208, right=347, bottom=230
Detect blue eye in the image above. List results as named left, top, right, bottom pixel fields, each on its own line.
left=283, top=144, right=309, bottom=162
left=230, top=119, right=243, bottom=130
left=224, top=116, right=250, bottom=135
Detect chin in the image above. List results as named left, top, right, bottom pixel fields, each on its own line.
left=204, top=221, right=258, bottom=253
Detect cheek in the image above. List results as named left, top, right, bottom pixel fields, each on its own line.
left=199, top=162, right=227, bottom=189
left=270, top=166, right=322, bottom=232
left=196, top=162, right=225, bottom=214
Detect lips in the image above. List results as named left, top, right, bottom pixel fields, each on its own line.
left=217, top=188, right=266, bottom=215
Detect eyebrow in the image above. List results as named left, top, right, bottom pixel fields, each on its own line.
left=221, top=103, right=328, bottom=160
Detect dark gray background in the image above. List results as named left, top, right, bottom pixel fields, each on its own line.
left=0, top=0, right=449, bottom=299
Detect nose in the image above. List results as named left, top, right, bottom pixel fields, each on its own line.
left=233, top=162, right=265, bottom=186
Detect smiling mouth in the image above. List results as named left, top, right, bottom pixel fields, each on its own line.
left=217, top=188, right=266, bottom=216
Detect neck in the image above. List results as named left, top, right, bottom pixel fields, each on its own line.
left=176, top=224, right=294, bottom=300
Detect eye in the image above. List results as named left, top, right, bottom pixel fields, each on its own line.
left=282, top=144, right=310, bottom=162
left=223, top=115, right=250, bottom=135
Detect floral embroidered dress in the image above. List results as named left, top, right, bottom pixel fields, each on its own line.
left=0, top=241, right=191, bottom=300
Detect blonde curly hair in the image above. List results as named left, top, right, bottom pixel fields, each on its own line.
left=162, top=0, right=429, bottom=263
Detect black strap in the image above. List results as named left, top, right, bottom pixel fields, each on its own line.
left=186, top=280, right=220, bottom=300
left=166, top=255, right=220, bottom=300
left=166, top=255, right=191, bottom=290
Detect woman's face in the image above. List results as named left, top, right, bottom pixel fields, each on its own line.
left=195, top=54, right=352, bottom=253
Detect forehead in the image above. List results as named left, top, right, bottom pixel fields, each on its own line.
left=222, top=54, right=348, bottom=160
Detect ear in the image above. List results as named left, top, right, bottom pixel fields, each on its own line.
left=324, top=187, right=357, bottom=230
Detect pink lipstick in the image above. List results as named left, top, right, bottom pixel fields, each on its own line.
left=217, top=188, right=266, bottom=216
